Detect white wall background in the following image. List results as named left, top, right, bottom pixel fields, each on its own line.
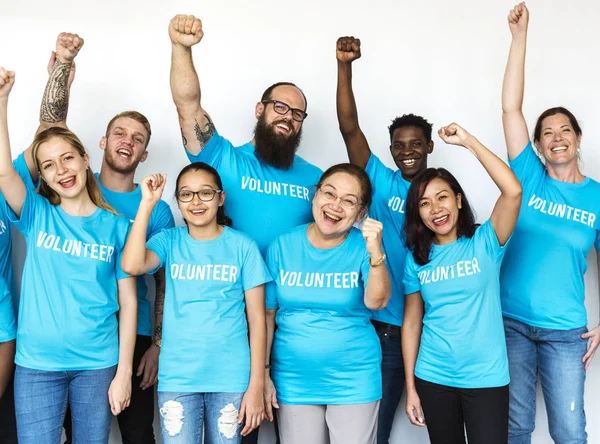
left=1, top=0, right=599, bottom=442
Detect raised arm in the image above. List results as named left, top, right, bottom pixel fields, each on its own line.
left=402, top=291, right=426, bottom=427
left=362, top=218, right=391, bottom=309
left=0, top=68, right=27, bottom=217
left=438, top=124, right=522, bottom=245
left=336, top=36, right=371, bottom=169
left=502, top=2, right=530, bottom=160
left=169, top=14, right=215, bottom=156
left=121, top=174, right=166, bottom=276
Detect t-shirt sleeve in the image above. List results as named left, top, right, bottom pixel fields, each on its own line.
left=264, top=241, right=280, bottom=309
left=148, top=201, right=176, bottom=239
left=508, top=141, right=545, bottom=188
left=14, top=153, right=37, bottom=190
left=241, top=237, right=272, bottom=291
left=185, top=130, right=235, bottom=169
left=146, top=230, right=171, bottom=272
left=115, top=220, right=132, bottom=280
left=365, top=153, right=401, bottom=198
left=477, top=219, right=506, bottom=263
left=594, top=227, right=600, bottom=251
left=7, top=187, right=46, bottom=236
left=0, top=280, right=16, bottom=343
left=402, top=253, right=421, bottom=295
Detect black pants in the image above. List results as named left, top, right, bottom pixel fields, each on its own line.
left=64, top=335, right=156, bottom=444
left=0, top=375, right=18, bottom=444
left=241, top=414, right=280, bottom=444
left=415, top=377, right=508, bottom=444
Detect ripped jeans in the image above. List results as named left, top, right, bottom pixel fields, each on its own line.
left=503, top=317, right=588, bottom=444
left=158, top=391, right=244, bottom=444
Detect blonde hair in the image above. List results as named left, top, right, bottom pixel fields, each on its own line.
left=105, top=111, right=152, bottom=149
left=31, top=127, right=118, bottom=216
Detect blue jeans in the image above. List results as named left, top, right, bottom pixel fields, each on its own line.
left=14, top=364, right=116, bottom=444
left=503, top=317, right=588, bottom=444
left=375, top=327, right=404, bottom=444
left=158, top=391, right=244, bottom=444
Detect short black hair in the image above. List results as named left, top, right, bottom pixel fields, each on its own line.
left=388, top=114, right=433, bottom=143
left=261, top=82, right=307, bottom=111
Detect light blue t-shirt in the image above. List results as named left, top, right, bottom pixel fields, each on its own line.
left=147, top=226, right=271, bottom=393
left=365, top=153, right=411, bottom=327
left=95, top=173, right=175, bottom=336
left=403, top=220, right=509, bottom=389
left=501, top=143, right=600, bottom=330
left=265, top=225, right=382, bottom=405
left=10, top=188, right=131, bottom=371
left=186, top=131, right=322, bottom=254
left=0, top=277, right=16, bottom=343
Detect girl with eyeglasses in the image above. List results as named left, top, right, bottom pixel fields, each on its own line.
left=0, top=69, right=136, bottom=444
left=263, top=163, right=391, bottom=444
left=121, top=162, right=270, bottom=444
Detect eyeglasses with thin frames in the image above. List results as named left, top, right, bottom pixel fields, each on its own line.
left=318, top=188, right=361, bottom=209
left=261, top=100, right=308, bottom=122
left=176, top=189, right=223, bottom=203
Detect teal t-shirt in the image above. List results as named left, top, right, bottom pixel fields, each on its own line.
left=265, top=225, right=382, bottom=404
left=10, top=188, right=131, bottom=371
left=365, top=153, right=411, bottom=327
left=501, top=143, right=600, bottom=330
left=186, top=131, right=322, bottom=254
left=147, top=226, right=271, bottom=393
left=404, top=220, right=509, bottom=389
left=95, top=173, right=175, bottom=336
left=0, top=277, right=15, bottom=343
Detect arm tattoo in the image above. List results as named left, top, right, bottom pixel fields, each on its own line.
left=40, top=59, right=71, bottom=123
left=194, top=114, right=216, bottom=148
left=181, top=128, right=188, bottom=148
left=153, top=268, right=166, bottom=341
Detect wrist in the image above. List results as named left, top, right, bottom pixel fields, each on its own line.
left=370, top=253, right=386, bottom=267
left=116, top=366, right=133, bottom=378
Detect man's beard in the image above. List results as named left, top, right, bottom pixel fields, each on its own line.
left=104, top=149, right=142, bottom=175
left=253, top=116, right=302, bottom=170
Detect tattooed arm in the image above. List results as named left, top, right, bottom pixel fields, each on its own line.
left=168, top=15, right=215, bottom=156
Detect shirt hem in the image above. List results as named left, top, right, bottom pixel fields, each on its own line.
left=502, top=312, right=587, bottom=331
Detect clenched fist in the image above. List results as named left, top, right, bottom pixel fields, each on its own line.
left=169, top=14, right=204, bottom=47
left=508, top=2, right=529, bottom=37
left=141, top=173, right=167, bottom=207
left=438, top=123, right=475, bottom=149
left=336, top=36, right=361, bottom=63
left=361, top=217, right=384, bottom=262
left=55, top=32, right=84, bottom=63
left=0, top=67, right=15, bottom=98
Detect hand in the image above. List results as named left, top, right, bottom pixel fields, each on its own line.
left=47, top=52, right=76, bottom=89
left=239, top=382, right=264, bottom=436
left=55, top=32, right=84, bottom=63
left=361, top=217, right=384, bottom=261
left=141, top=173, right=167, bottom=206
left=137, top=344, right=159, bottom=390
left=0, top=68, right=15, bottom=98
left=508, top=2, right=529, bottom=37
left=108, top=372, right=132, bottom=415
left=336, top=36, right=361, bottom=63
left=264, top=374, right=279, bottom=421
left=438, top=123, right=474, bottom=148
left=169, top=15, right=203, bottom=47
left=582, top=325, right=600, bottom=371
left=405, top=389, right=426, bottom=427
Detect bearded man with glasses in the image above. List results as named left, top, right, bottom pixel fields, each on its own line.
left=169, top=14, right=322, bottom=444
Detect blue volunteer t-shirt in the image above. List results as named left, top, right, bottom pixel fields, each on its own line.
left=404, top=220, right=509, bottom=389
left=0, top=153, right=36, bottom=308
left=95, top=173, right=175, bottom=336
left=186, top=131, right=322, bottom=254
left=147, top=226, right=271, bottom=393
left=365, top=153, right=411, bottom=327
left=0, top=277, right=15, bottom=343
left=9, top=188, right=131, bottom=371
left=265, top=225, right=382, bottom=405
left=501, top=142, right=600, bottom=330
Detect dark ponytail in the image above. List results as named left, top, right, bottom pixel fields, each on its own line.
left=175, top=162, right=232, bottom=227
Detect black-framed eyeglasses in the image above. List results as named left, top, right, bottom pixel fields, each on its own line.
left=176, top=189, right=223, bottom=203
left=262, top=100, right=308, bottom=122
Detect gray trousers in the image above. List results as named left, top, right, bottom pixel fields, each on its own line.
left=277, top=400, right=380, bottom=444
